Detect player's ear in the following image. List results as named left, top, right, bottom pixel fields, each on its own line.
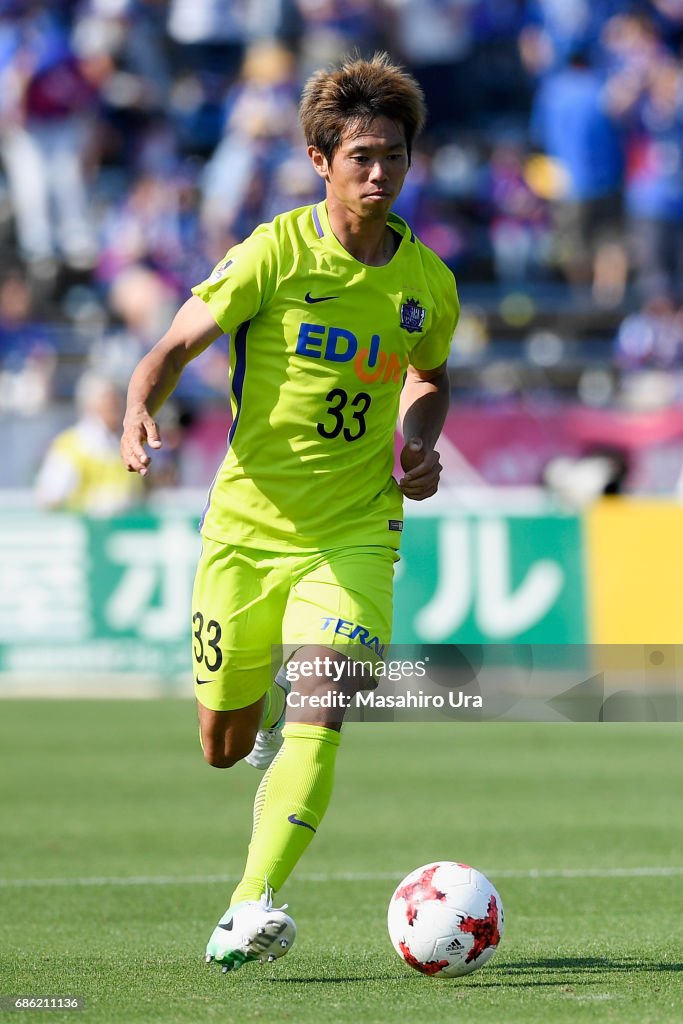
left=308, top=145, right=330, bottom=180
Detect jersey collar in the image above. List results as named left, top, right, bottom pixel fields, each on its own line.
left=311, top=201, right=413, bottom=266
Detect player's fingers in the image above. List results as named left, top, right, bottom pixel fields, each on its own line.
left=400, top=438, right=424, bottom=473
left=401, top=458, right=444, bottom=489
left=399, top=461, right=442, bottom=498
left=402, top=480, right=439, bottom=501
left=401, top=460, right=436, bottom=482
left=400, top=474, right=439, bottom=493
left=124, top=453, right=149, bottom=476
left=400, top=452, right=441, bottom=483
left=120, top=432, right=151, bottom=475
left=143, top=415, right=162, bottom=449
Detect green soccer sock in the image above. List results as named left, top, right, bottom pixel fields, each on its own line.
left=230, top=723, right=341, bottom=905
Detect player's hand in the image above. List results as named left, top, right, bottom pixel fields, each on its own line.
left=399, top=438, right=442, bottom=501
left=120, top=405, right=162, bottom=476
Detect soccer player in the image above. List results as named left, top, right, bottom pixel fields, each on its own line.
left=120, top=52, right=459, bottom=972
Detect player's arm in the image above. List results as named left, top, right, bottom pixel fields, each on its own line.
left=121, top=295, right=222, bottom=475
left=398, top=362, right=450, bottom=500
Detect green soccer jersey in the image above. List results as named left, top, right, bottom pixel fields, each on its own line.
left=192, top=200, right=459, bottom=552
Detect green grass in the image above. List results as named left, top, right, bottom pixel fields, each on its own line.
left=1, top=701, right=682, bottom=1024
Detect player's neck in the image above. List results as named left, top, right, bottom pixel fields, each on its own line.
left=324, top=198, right=397, bottom=267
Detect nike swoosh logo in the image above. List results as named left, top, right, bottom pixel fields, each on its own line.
left=218, top=918, right=234, bottom=931
left=195, top=677, right=212, bottom=686
left=305, top=292, right=337, bottom=304
left=288, top=813, right=316, bottom=833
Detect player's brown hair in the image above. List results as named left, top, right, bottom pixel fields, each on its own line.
left=299, top=52, right=426, bottom=164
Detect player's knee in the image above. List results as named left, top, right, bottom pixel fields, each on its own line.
left=201, top=735, right=253, bottom=769
left=203, top=748, right=236, bottom=769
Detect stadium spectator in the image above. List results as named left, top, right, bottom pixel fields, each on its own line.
left=522, top=0, right=620, bottom=71
left=166, top=0, right=249, bottom=153
left=167, top=0, right=247, bottom=71
left=199, top=41, right=306, bottom=256
left=529, top=44, right=627, bottom=305
left=622, top=59, right=683, bottom=304
left=94, top=263, right=230, bottom=404
left=0, top=272, right=54, bottom=376
left=296, top=0, right=385, bottom=81
left=0, top=4, right=97, bottom=274
left=615, top=294, right=683, bottom=369
left=384, top=0, right=476, bottom=131
left=35, top=370, right=144, bottom=514
left=97, top=172, right=204, bottom=291
left=89, top=264, right=177, bottom=379
left=1, top=0, right=683, bottom=495
left=479, top=137, right=552, bottom=283
left=72, top=0, right=174, bottom=168
left=0, top=271, right=57, bottom=417
left=600, top=10, right=664, bottom=81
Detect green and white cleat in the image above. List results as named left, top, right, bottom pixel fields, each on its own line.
left=245, top=668, right=291, bottom=770
left=205, top=890, right=296, bottom=974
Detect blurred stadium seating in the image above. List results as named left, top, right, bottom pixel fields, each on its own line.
left=0, top=0, right=682, bottom=496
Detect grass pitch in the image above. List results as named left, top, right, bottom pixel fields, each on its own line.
left=1, top=701, right=682, bottom=1024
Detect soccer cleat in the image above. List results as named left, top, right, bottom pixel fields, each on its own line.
left=205, top=888, right=296, bottom=973
left=245, top=669, right=291, bottom=770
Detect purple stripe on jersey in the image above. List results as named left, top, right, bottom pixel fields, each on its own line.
left=312, top=206, right=324, bottom=238
left=228, top=320, right=249, bottom=445
left=197, top=320, right=249, bottom=531
left=198, top=468, right=219, bottom=532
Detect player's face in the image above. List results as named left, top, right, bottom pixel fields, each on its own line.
left=310, top=116, right=410, bottom=219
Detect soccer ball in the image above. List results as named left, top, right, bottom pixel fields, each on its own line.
left=387, top=861, right=504, bottom=978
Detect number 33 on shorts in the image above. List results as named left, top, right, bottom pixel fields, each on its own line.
left=193, top=611, right=223, bottom=682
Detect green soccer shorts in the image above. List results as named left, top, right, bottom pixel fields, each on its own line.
left=191, top=538, right=397, bottom=711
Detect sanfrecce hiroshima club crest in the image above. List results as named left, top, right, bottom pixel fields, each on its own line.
left=399, top=297, right=426, bottom=333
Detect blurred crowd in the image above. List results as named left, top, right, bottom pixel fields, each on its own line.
left=3, top=0, right=683, bottom=496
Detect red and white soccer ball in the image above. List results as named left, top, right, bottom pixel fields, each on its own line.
left=388, top=861, right=504, bottom=978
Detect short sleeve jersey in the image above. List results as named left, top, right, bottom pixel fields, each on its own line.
left=192, top=200, right=459, bottom=552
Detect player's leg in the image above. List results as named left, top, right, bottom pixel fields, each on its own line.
left=229, top=546, right=395, bottom=905
left=197, top=667, right=290, bottom=769
left=197, top=699, right=265, bottom=769
left=193, top=539, right=299, bottom=971
left=192, top=538, right=287, bottom=767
